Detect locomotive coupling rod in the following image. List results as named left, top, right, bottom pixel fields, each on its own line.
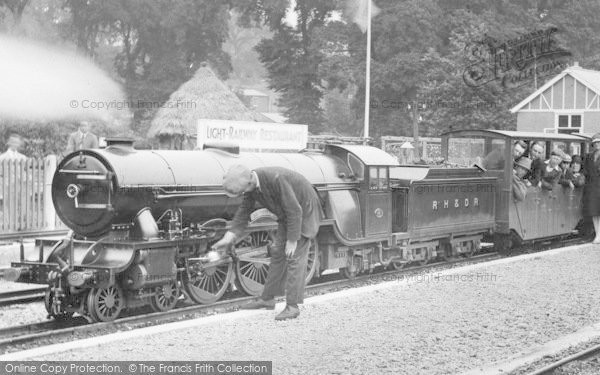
left=188, top=256, right=233, bottom=268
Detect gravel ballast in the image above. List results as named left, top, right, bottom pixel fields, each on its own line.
left=20, top=244, right=600, bottom=374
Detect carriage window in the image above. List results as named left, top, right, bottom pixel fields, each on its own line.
left=368, top=167, right=388, bottom=191
left=378, top=167, right=388, bottom=190
left=570, top=143, right=582, bottom=156
left=348, top=154, right=364, bottom=181
left=447, top=138, right=485, bottom=167
left=483, top=139, right=507, bottom=170
left=369, top=167, right=377, bottom=190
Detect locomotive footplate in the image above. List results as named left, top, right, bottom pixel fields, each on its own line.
left=6, top=261, right=61, bottom=284
left=7, top=261, right=115, bottom=289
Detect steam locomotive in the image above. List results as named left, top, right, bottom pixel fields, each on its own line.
left=6, top=129, right=587, bottom=322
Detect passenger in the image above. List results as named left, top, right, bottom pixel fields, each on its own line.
left=513, top=140, right=527, bottom=160
left=582, top=133, right=600, bottom=243
left=512, top=156, right=531, bottom=202
left=527, top=141, right=545, bottom=186
left=559, top=154, right=585, bottom=189
left=559, top=152, right=571, bottom=171
left=571, top=155, right=585, bottom=187
left=539, top=150, right=562, bottom=190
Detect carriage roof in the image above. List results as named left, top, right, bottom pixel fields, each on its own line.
left=442, top=129, right=591, bottom=142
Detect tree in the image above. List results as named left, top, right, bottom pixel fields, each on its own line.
left=238, top=0, right=337, bottom=131
left=61, top=0, right=233, bottom=135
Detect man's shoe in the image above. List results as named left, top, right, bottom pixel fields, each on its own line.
left=275, top=305, right=300, bottom=321
left=240, top=299, right=275, bottom=310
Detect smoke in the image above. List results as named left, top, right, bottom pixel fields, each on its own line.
left=0, top=35, right=131, bottom=129
left=345, top=0, right=381, bottom=33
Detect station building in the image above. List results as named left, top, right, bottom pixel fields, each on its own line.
left=510, top=63, right=600, bottom=135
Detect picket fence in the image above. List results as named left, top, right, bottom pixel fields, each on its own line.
left=0, top=156, right=62, bottom=233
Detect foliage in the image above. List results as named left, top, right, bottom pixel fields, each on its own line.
left=237, top=0, right=337, bottom=132
left=0, top=0, right=234, bottom=147
left=0, top=120, right=115, bottom=158
left=3, top=0, right=600, bottom=143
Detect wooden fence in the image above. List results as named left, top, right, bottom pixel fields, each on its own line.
left=0, top=156, right=61, bottom=233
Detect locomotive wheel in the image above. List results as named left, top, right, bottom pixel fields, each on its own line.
left=390, top=260, right=407, bottom=270
left=234, top=230, right=274, bottom=296
left=234, top=232, right=319, bottom=296
left=150, top=281, right=180, bottom=312
left=305, top=240, right=319, bottom=285
left=44, top=288, right=74, bottom=321
left=86, top=286, right=124, bottom=322
left=182, top=260, right=233, bottom=305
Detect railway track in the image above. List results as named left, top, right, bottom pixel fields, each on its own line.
left=526, top=343, right=600, bottom=375
left=0, top=251, right=500, bottom=354
left=0, top=234, right=590, bottom=354
left=0, top=287, right=46, bottom=306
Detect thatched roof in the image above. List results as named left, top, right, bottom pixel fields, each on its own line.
left=148, top=66, right=272, bottom=138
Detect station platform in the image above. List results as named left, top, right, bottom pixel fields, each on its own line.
left=2, top=243, right=600, bottom=374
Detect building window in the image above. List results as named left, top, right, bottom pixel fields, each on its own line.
left=556, top=114, right=582, bottom=134
left=558, top=115, right=569, bottom=127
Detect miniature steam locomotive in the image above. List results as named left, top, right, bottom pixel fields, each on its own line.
left=7, top=129, right=587, bottom=322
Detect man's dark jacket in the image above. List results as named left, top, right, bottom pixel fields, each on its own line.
left=229, top=167, right=323, bottom=241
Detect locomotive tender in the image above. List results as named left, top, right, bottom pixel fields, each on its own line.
left=7, top=138, right=497, bottom=322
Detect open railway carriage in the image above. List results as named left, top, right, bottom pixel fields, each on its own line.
left=441, top=129, right=590, bottom=251
left=7, top=139, right=497, bottom=322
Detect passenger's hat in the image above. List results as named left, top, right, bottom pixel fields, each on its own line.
left=514, top=156, right=532, bottom=172
left=562, top=154, right=572, bottom=163
left=550, top=149, right=563, bottom=158
left=572, top=155, right=583, bottom=164
left=592, top=133, right=600, bottom=143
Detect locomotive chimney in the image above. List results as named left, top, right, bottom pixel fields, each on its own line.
left=105, top=137, right=135, bottom=151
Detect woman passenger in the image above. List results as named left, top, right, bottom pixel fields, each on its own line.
left=559, top=154, right=585, bottom=189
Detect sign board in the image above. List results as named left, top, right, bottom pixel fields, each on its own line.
left=197, top=119, right=308, bottom=151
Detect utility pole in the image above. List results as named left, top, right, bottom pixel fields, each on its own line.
left=363, top=0, right=372, bottom=140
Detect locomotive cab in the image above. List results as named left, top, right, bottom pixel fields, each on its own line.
left=321, top=144, right=398, bottom=241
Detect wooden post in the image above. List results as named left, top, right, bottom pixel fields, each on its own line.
left=412, top=103, right=420, bottom=159
left=43, top=155, right=57, bottom=229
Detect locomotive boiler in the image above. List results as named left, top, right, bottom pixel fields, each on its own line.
left=7, top=139, right=498, bottom=322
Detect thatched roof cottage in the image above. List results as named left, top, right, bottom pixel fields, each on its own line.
left=148, top=65, right=272, bottom=149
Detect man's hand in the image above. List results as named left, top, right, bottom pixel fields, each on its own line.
left=285, top=240, right=298, bottom=258
left=212, top=231, right=236, bottom=252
